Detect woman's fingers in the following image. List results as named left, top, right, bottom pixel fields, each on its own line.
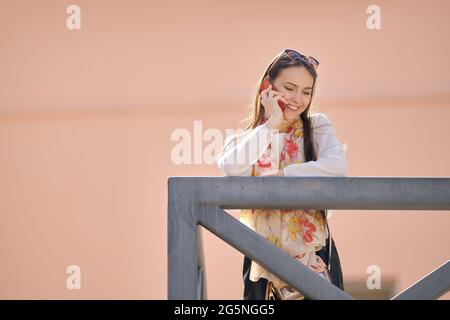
left=271, top=90, right=283, bottom=98
left=274, top=94, right=289, bottom=104
left=271, top=90, right=288, bottom=104
left=268, top=86, right=284, bottom=99
left=261, top=83, right=289, bottom=114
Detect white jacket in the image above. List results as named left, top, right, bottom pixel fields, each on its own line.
left=217, top=112, right=347, bottom=177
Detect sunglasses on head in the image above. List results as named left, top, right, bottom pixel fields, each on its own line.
left=276, top=48, right=320, bottom=70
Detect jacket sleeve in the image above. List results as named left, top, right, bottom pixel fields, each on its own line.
left=283, top=113, right=348, bottom=177
left=217, top=122, right=275, bottom=176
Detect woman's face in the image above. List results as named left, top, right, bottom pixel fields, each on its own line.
left=272, top=66, right=314, bottom=120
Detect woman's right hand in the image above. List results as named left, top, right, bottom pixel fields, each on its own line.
left=260, top=84, right=288, bottom=130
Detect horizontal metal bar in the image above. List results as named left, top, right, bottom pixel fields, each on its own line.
left=168, top=176, right=450, bottom=210
left=392, top=260, right=450, bottom=300
left=197, top=205, right=354, bottom=300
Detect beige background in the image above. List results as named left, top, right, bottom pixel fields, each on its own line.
left=0, top=0, right=449, bottom=299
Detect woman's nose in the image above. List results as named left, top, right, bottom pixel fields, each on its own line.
left=292, top=94, right=304, bottom=106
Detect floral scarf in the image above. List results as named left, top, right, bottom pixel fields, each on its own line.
left=240, top=116, right=330, bottom=300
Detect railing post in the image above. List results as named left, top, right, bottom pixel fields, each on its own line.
left=197, top=226, right=207, bottom=299
left=167, top=191, right=200, bottom=299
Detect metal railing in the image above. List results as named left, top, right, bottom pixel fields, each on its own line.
left=168, top=176, right=450, bottom=300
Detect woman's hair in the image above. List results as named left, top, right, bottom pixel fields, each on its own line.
left=221, top=49, right=320, bottom=163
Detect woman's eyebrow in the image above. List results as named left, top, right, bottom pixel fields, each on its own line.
left=284, top=81, right=312, bottom=90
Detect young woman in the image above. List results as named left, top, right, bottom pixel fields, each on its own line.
left=217, top=48, right=347, bottom=300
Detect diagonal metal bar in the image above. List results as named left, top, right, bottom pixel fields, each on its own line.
left=391, top=260, right=450, bottom=300
left=197, top=205, right=354, bottom=300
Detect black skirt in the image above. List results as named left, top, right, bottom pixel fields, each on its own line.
left=242, top=234, right=344, bottom=300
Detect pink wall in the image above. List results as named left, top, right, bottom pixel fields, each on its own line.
left=0, top=0, right=449, bottom=299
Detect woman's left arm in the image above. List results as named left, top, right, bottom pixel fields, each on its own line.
left=282, top=113, right=348, bottom=177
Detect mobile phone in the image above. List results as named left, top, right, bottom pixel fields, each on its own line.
left=259, top=76, right=286, bottom=111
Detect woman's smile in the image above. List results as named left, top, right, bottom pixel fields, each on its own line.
left=286, top=103, right=301, bottom=111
